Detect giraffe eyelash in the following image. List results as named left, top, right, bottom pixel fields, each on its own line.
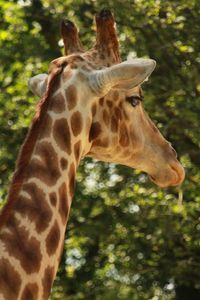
left=126, top=95, right=144, bottom=107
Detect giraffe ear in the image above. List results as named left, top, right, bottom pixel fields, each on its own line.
left=89, top=59, right=156, bottom=95
left=28, top=73, right=48, bottom=97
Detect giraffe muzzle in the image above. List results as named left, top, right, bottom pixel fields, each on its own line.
left=149, top=161, right=185, bottom=188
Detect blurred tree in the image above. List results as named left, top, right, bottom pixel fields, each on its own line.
left=0, top=1, right=200, bottom=299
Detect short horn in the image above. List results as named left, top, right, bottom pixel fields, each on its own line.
left=95, top=9, right=120, bottom=63
left=61, top=19, right=84, bottom=55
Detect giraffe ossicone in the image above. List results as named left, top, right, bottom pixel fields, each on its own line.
left=0, top=10, right=184, bottom=300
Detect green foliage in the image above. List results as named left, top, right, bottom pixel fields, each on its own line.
left=0, top=0, right=200, bottom=299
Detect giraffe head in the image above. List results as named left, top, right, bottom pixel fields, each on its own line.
left=29, top=10, right=184, bottom=188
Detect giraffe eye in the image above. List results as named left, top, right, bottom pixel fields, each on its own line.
left=126, top=95, right=143, bottom=107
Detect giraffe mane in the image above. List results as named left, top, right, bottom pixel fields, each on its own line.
left=0, top=58, right=68, bottom=229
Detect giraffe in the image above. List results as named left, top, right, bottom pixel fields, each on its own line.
left=0, top=10, right=185, bottom=300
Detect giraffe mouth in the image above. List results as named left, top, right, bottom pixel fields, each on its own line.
left=149, top=163, right=185, bottom=188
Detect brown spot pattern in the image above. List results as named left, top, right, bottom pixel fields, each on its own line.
left=42, top=266, right=55, bottom=300
left=0, top=218, right=42, bottom=274
left=103, top=110, right=109, bottom=126
left=119, top=123, right=129, bottom=147
left=21, top=283, right=39, bottom=300
left=89, top=122, right=101, bottom=142
left=58, top=182, right=69, bottom=224
left=69, top=163, right=76, bottom=197
left=49, top=192, right=57, bottom=207
left=27, top=141, right=60, bottom=186
left=106, top=100, right=113, bottom=108
left=1, top=58, right=65, bottom=230
left=66, top=85, right=77, bottom=110
left=91, top=103, right=97, bottom=117
left=74, top=141, right=81, bottom=162
left=15, top=182, right=52, bottom=233
left=99, top=97, right=104, bottom=106
left=111, top=116, right=118, bottom=132
left=0, top=258, right=21, bottom=300
left=53, top=118, right=71, bottom=154
left=114, top=107, right=122, bottom=120
left=71, top=111, right=83, bottom=136
left=60, top=157, right=68, bottom=170
left=46, top=220, right=60, bottom=256
left=49, top=92, right=66, bottom=113
left=39, top=114, right=53, bottom=139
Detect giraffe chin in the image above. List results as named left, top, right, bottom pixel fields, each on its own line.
left=148, top=163, right=185, bottom=188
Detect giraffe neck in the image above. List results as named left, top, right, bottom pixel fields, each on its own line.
left=0, top=77, right=90, bottom=299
